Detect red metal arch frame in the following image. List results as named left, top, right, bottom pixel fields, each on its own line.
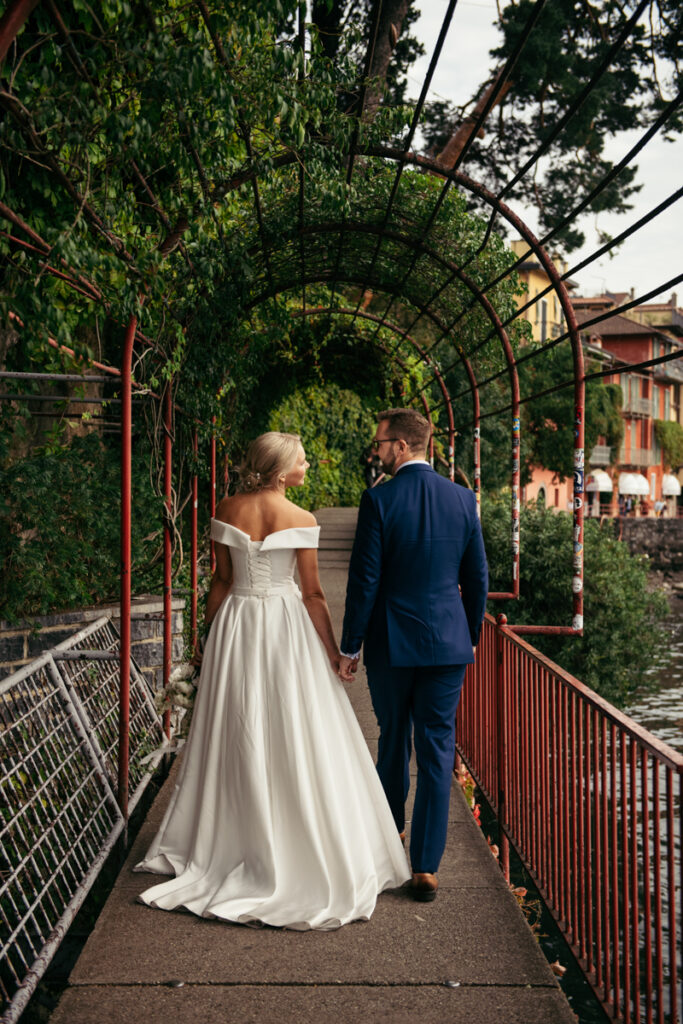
left=1, top=8, right=682, bottom=1023
left=293, top=305, right=452, bottom=477
left=11, top=0, right=683, bottom=810
left=355, top=148, right=586, bottom=634
left=288, top=302, right=520, bottom=600
left=250, top=270, right=523, bottom=592
left=288, top=220, right=524, bottom=595
left=181, top=151, right=577, bottom=625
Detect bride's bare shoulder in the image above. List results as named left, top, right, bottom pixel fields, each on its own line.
left=283, top=498, right=317, bottom=529
left=215, top=495, right=235, bottom=519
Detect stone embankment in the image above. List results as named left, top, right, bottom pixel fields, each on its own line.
left=617, top=518, right=683, bottom=573
left=615, top=518, right=683, bottom=603
left=0, top=595, right=185, bottom=685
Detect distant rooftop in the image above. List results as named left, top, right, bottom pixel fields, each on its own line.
left=573, top=291, right=683, bottom=337
left=575, top=310, right=658, bottom=336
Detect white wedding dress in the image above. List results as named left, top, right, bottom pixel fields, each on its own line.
left=135, top=519, right=410, bottom=929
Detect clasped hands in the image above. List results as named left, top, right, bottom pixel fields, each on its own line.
left=337, top=654, right=359, bottom=683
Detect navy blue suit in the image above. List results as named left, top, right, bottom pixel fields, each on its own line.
left=341, top=463, right=488, bottom=872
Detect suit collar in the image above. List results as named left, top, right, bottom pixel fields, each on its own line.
left=392, top=462, right=434, bottom=475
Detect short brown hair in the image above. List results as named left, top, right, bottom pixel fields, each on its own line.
left=378, top=408, right=430, bottom=454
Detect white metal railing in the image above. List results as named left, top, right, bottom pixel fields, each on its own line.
left=0, top=618, right=165, bottom=1024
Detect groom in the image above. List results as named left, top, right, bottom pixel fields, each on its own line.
left=339, top=409, right=488, bottom=902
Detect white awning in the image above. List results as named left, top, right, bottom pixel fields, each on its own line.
left=662, top=473, right=682, bottom=496
left=586, top=470, right=613, bottom=493
left=618, top=472, right=650, bottom=495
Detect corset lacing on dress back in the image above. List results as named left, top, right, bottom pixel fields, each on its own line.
left=231, top=545, right=299, bottom=598
left=212, top=522, right=314, bottom=599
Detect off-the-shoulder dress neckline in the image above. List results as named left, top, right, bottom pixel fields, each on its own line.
left=211, top=519, right=318, bottom=544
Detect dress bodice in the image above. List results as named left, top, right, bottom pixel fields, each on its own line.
left=210, top=519, right=320, bottom=597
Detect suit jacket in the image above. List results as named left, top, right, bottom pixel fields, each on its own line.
left=341, top=463, right=488, bottom=668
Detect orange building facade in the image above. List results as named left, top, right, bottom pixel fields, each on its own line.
left=510, top=241, right=683, bottom=516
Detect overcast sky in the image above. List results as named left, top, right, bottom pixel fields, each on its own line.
left=408, top=0, right=683, bottom=302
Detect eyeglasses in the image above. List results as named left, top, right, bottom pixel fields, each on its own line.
left=371, top=437, right=401, bottom=452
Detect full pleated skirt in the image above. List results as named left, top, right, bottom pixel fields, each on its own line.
left=135, top=591, right=410, bottom=929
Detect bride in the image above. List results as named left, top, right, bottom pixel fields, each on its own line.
left=135, top=431, right=410, bottom=929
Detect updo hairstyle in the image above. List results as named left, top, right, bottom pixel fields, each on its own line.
left=237, top=432, right=301, bottom=493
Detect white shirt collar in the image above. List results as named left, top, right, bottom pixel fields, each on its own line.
left=394, top=458, right=430, bottom=474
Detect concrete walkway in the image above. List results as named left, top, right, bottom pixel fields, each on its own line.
left=51, top=508, right=575, bottom=1024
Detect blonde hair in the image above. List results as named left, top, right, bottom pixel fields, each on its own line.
left=237, top=432, right=301, bottom=493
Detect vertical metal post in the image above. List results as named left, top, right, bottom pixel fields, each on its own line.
left=667, top=768, right=678, bottom=1024
left=570, top=318, right=585, bottom=633
left=446, top=397, right=455, bottom=483
left=210, top=418, right=217, bottom=574
left=419, top=395, right=434, bottom=466
left=118, top=313, right=137, bottom=818
left=473, top=425, right=481, bottom=515
left=163, top=384, right=173, bottom=738
left=511, top=412, right=521, bottom=594
left=462, top=356, right=479, bottom=507
left=496, top=613, right=510, bottom=882
left=191, top=429, right=199, bottom=654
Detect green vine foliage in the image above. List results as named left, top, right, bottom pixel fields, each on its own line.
left=267, top=382, right=377, bottom=510
left=0, top=433, right=172, bottom=621
left=448, top=344, right=627, bottom=489
left=482, top=497, right=668, bottom=705
left=2, top=0, right=632, bottom=659
left=655, top=419, right=683, bottom=470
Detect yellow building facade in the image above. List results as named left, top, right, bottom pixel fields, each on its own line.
left=510, top=239, right=570, bottom=344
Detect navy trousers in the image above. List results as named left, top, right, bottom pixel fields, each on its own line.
left=366, top=663, right=467, bottom=874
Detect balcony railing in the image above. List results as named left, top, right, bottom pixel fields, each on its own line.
left=622, top=396, right=653, bottom=417
left=458, top=614, right=683, bottom=1024
left=589, top=444, right=612, bottom=466
left=619, top=447, right=659, bottom=467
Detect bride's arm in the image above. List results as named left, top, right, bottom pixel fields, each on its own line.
left=204, top=543, right=233, bottom=626
left=297, top=548, right=340, bottom=671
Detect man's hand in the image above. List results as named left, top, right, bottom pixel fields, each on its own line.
left=338, top=655, right=359, bottom=682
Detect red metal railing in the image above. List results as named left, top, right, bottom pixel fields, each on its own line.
left=458, top=613, right=683, bottom=1024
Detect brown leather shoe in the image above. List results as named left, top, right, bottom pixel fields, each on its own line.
left=410, top=872, right=438, bottom=902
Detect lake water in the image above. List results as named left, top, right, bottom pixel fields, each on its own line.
left=624, top=592, right=683, bottom=753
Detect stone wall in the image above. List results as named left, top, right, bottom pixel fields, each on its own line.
left=0, top=595, right=186, bottom=687
left=616, top=518, right=683, bottom=572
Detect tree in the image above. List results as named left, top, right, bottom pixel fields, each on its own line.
left=268, top=382, right=377, bottom=509
left=482, top=497, right=668, bottom=705
left=655, top=419, right=683, bottom=470
left=421, top=0, right=682, bottom=251
left=520, top=345, right=624, bottom=480
left=310, top=0, right=424, bottom=112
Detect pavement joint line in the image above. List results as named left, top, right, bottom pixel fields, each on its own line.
left=65, top=981, right=564, bottom=990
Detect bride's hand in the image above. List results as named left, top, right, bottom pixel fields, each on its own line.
left=329, top=651, right=341, bottom=674
left=338, top=655, right=358, bottom=683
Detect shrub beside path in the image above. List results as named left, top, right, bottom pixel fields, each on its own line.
left=50, top=508, right=576, bottom=1024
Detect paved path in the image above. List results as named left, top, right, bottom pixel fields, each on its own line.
left=51, top=508, right=575, bottom=1024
